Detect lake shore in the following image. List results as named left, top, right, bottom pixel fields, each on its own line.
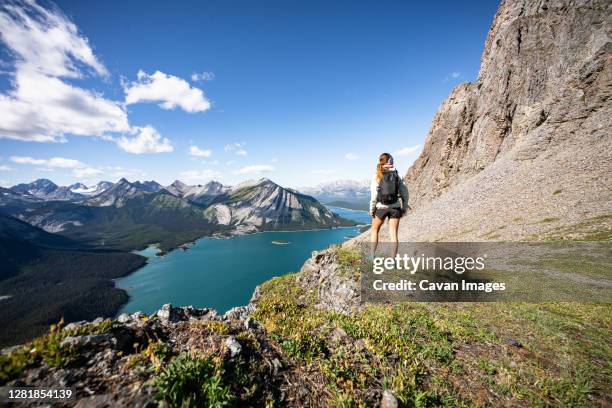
left=115, top=226, right=363, bottom=315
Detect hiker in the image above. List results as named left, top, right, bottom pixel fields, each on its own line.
left=369, top=153, right=409, bottom=256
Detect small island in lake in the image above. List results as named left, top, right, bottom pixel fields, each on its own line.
left=179, top=242, right=196, bottom=251
left=272, top=240, right=291, bottom=245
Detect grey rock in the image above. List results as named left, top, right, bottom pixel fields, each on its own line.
left=298, top=249, right=360, bottom=313
left=63, top=321, right=88, bottom=332
left=271, top=358, right=282, bottom=374
left=157, top=304, right=217, bottom=323
left=223, top=305, right=253, bottom=322
left=354, top=339, right=366, bottom=352
left=381, top=390, right=398, bottom=408
left=61, top=334, right=115, bottom=348
left=507, top=339, right=523, bottom=348
left=117, top=313, right=131, bottom=323
left=331, top=326, right=347, bottom=341
left=157, top=304, right=173, bottom=321
left=249, top=285, right=262, bottom=304
left=1, top=345, right=23, bottom=355
left=244, top=316, right=259, bottom=330
left=224, top=336, right=242, bottom=358
left=131, top=311, right=146, bottom=320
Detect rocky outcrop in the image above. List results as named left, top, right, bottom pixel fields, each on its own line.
left=396, top=0, right=612, bottom=241
left=298, top=248, right=360, bottom=313
left=1, top=304, right=281, bottom=407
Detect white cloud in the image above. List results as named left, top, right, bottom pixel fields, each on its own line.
left=73, top=166, right=103, bottom=178
left=0, top=0, right=107, bottom=78
left=180, top=169, right=221, bottom=182
left=11, top=156, right=82, bottom=168
left=451, top=71, right=461, bottom=78
left=224, top=142, right=247, bottom=156
left=10, top=155, right=101, bottom=179
left=114, top=126, right=173, bottom=154
left=124, top=70, right=211, bottom=113
left=0, top=165, right=12, bottom=171
left=0, top=2, right=187, bottom=154
left=191, top=71, right=215, bottom=82
left=344, top=153, right=359, bottom=160
left=234, top=164, right=275, bottom=175
left=394, top=144, right=422, bottom=156
left=189, top=145, right=212, bottom=157
left=0, top=1, right=130, bottom=143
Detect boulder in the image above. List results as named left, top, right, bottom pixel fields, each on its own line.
left=61, top=334, right=115, bottom=348
left=381, top=390, right=398, bottom=408
left=224, top=336, right=242, bottom=358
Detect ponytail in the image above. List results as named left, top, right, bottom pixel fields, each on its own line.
left=376, top=153, right=391, bottom=182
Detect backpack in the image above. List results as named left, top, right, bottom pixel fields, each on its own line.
left=377, top=171, right=400, bottom=205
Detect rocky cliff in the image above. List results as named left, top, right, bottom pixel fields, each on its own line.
left=400, top=0, right=611, bottom=241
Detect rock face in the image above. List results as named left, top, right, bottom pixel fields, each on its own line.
left=10, top=179, right=84, bottom=201
left=203, top=178, right=353, bottom=233
left=85, top=178, right=147, bottom=207
left=397, top=0, right=611, bottom=241
left=0, top=303, right=310, bottom=407
left=298, top=248, right=360, bottom=313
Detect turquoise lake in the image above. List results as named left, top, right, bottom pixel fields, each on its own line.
left=115, top=206, right=370, bottom=315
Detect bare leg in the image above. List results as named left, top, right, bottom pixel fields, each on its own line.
left=370, top=215, right=384, bottom=256
left=388, top=217, right=400, bottom=258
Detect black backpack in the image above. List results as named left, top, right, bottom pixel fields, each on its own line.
left=377, top=171, right=400, bottom=205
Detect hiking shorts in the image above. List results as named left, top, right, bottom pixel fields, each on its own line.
left=374, top=207, right=402, bottom=220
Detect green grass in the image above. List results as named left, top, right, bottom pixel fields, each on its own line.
left=0, top=319, right=114, bottom=382
left=154, top=353, right=233, bottom=407
left=535, top=214, right=612, bottom=242
left=252, top=267, right=612, bottom=406
left=539, top=217, right=560, bottom=224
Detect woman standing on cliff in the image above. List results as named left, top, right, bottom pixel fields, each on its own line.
left=369, top=153, right=409, bottom=256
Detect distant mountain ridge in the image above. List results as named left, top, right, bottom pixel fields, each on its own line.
left=1, top=177, right=354, bottom=251
left=299, top=180, right=369, bottom=208
left=10, top=179, right=83, bottom=201
left=165, top=179, right=229, bottom=206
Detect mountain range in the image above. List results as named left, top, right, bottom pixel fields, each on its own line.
left=0, top=177, right=354, bottom=251
left=299, top=179, right=370, bottom=210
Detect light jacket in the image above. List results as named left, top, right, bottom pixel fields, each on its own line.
left=369, top=166, right=409, bottom=214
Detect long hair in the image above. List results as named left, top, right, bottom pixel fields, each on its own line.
left=376, top=153, right=391, bottom=182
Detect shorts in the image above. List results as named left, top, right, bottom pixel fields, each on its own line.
left=374, top=207, right=402, bottom=220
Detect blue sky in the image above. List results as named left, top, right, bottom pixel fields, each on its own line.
left=0, top=0, right=499, bottom=188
